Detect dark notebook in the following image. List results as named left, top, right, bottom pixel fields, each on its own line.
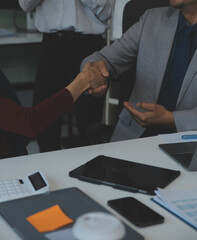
left=69, top=155, right=180, bottom=195
left=159, top=142, right=197, bottom=171
left=0, top=187, right=144, bottom=240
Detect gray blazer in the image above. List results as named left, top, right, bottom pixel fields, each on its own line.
left=81, top=7, right=197, bottom=141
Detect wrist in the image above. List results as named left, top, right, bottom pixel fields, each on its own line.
left=78, top=72, right=90, bottom=91
left=65, top=72, right=90, bottom=102
left=165, top=111, right=175, bottom=127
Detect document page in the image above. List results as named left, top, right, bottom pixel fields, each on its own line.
left=153, top=188, right=197, bottom=230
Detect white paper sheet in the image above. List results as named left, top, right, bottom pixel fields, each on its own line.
left=152, top=188, right=197, bottom=230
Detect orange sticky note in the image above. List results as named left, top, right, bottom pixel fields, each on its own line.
left=26, top=204, right=73, bottom=233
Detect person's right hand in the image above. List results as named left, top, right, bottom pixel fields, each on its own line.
left=88, top=84, right=108, bottom=96
left=66, top=60, right=109, bottom=101
left=93, top=60, right=109, bottom=78
left=82, top=60, right=109, bottom=96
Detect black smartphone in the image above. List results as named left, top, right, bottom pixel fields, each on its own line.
left=108, top=197, right=164, bottom=227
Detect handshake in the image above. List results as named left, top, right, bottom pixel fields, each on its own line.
left=81, top=61, right=109, bottom=96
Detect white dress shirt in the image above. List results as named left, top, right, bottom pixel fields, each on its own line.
left=18, top=0, right=115, bottom=34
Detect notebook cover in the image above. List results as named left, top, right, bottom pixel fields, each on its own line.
left=0, top=187, right=144, bottom=240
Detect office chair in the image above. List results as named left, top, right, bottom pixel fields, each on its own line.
left=70, top=0, right=170, bottom=146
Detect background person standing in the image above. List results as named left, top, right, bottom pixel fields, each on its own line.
left=18, top=0, right=115, bottom=152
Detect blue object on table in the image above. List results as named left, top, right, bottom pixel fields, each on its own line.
left=182, top=134, right=197, bottom=140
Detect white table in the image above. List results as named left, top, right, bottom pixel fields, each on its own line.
left=0, top=136, right=197, bottom=240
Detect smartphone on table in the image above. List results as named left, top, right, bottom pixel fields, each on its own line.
left=108, top=197, right=164, bottom=227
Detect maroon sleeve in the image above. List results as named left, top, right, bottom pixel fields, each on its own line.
left=0, top=88, right=74, bottom=137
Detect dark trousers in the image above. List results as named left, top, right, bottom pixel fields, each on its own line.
left=33, top=31, right=106, bottom=152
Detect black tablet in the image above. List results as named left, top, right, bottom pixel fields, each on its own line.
left=69, top=155, right=180, bottom=195
left=159, top=142, right=197, bottom=171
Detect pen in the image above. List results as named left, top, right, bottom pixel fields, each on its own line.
left=181, top=134, right=197, bottom=140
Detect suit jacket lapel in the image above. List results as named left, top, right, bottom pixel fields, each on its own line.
left=176, top=50, right=197, bottom=107
left=156, top=10, right=179, bottom=100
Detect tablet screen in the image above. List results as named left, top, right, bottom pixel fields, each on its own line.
left=69, top=155, right=180, bottom=195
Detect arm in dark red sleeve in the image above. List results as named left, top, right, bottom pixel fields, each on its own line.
left=0, top=88, right=74, bottom=137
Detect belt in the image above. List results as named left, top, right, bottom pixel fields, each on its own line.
left=44, top=30, right=83, bottom=38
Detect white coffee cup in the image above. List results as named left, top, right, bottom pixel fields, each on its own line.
left=72, top=212, right=126, bottom=240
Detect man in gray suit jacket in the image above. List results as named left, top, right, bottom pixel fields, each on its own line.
left=81, top=0, right=197, bottom=142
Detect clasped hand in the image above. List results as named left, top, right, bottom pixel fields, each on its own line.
left=82, top=61, right=109, bottom=96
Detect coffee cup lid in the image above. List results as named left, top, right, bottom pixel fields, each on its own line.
left=72, top=212, right=126, bottom=240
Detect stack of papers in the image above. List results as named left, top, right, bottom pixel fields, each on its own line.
left=152, top=188, right=197, bottom=230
